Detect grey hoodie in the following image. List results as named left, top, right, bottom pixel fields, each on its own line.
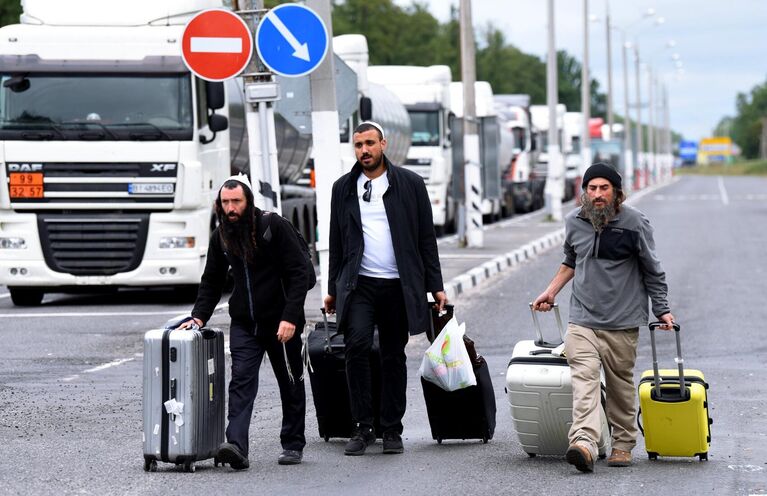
left=563, top=204, right=670, bottom=329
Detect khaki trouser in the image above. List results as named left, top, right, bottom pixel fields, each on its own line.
left=564, top=323, right=640, bottom=459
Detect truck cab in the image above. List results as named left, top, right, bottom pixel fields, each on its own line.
left=367, top=65, right=455, bottom=235
left=0, top=1, right=230, bottom=305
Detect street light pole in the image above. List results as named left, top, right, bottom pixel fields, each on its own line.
left=605, top=0, right=614, bottom=136
left=544, top=0, right=563, bottom=221
left=621, top=34, right=633, bottom=192
left=634, top=43, right=643, bottom=189
left=647, top=65, right=655, bottom=186
left=460, top=0, right=483, bottom=247
left=580, top=0, right=591, bottom=184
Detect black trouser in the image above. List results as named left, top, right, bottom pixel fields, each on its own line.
left=344, top=275, right=410, bottom=435
left=226, top=320, right=306, bottom=455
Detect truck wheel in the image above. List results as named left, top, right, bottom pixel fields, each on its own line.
left=9, top=288, right=44, bottom=306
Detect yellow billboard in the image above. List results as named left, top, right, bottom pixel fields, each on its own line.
left=697, top=137, right=734, bottom=165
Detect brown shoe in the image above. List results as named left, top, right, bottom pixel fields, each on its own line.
left=565, top=444, right=594, bottom=473
left=607, top=449, right=632, bottom=467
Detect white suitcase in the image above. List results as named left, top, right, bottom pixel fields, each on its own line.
left=505, top=304, right=610, bottom=458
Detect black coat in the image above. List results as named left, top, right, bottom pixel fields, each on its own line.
left=192, top=208, right=308, bottom=333
left=328, top=157, right=444, bottom=335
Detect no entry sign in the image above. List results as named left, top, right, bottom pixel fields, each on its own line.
left=181, top=9, right=253, bottom=82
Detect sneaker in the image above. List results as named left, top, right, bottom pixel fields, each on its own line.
left=382, top=432, right=404, bottom=454
left=607, top=448, right=632, bottom=467
left=565, top=443, right=594, bottom=473
left=277, top=449, right=303, bottom=465
left=344, top=426, right=376, bottom=456
left=217, top=442, right=250, bottom=470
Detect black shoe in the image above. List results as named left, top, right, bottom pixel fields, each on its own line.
left=382, top=432, right=404, bottom=454
left=277, top=449, right=303, bottom=465
left=217, top=442, right=250, bottom=470
left=344, top=426, right=376, bottom=456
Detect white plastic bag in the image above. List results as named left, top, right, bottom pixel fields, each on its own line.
left=418, top=316, right=477, bottom=391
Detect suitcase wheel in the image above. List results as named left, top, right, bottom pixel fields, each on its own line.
left=526, top=452, right=536, bottom=458
left=436, top=438, right=442, bottom=444
left=214, top=457, right=220, bottom=468
left=648, top=452, right=658, bottom=461
left=143, top=459, right=157, bottom=472
left=482, top=437, right=488, bottom=444
left=698, top=453, right=708, bottom=461
left=183, top=461, right=196, bottom=473
left=324, top=435, right=330, bottom=442
left=598, top=453, right=606, bottom=460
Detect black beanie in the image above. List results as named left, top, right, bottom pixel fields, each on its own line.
left=582, top=162, right=622, bottom=190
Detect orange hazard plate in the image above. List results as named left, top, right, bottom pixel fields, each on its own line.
left=9, top=172, right=44, bottom=198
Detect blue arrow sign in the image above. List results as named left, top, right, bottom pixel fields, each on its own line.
left=256, top=3, right=329, bottom=78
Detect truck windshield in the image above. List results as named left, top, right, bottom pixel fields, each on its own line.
left=0, top=73, right=192, bottom=140
left=408, top=110, right=440, bottom=146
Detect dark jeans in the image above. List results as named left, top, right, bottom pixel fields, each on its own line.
left=344, top=275, right=410, bottom=435
left=226, top=320, right=306, bottom=455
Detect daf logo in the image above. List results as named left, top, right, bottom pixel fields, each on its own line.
left=150, top=163, right=176, bottom=172
left=8, top=163, right=43, bottom=172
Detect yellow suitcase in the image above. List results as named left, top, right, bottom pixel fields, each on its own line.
left=637, top=322, right=712, bottom=461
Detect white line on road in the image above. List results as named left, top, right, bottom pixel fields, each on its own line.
left=718, top=176, right=730, bottom=206
left=1, top=310, right=194, bottom=318
left=57, top=302, right=231, bottom=382
left=190, top=37, right=242, bottom=53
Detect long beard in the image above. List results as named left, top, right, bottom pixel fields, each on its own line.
left=220, top=213, right=256, bottom=263
left=580, top=193, right=616, bottom=232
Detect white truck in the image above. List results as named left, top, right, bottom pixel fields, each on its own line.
left=367, top=65, right=455, bottom=235
left=562, top=111, right=583, bottom=201
left=0, top=0, right=232, bottom=305
left=332, top=34, right=411, bottom=171
left=449, top=81, right=502, bottom=221
left=494, top=94, right=541, bottom=213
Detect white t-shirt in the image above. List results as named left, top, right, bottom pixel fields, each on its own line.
left=357, top=172, right=399, bottom=279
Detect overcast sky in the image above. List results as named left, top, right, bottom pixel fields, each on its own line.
left=392, top=0, right=767, bottom=141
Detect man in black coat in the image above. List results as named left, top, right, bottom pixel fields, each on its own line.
left=324, top=121, right=447, bottom=456
left=179, top=174, right=309, bottom=469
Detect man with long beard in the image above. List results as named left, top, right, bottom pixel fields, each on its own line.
left=533, top=163, right=675, bottom=473
left=179, top=174, right=309, bottom=469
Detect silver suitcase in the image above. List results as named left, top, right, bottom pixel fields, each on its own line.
left=142, top=326, right=226, bottom=472
left=505, top=304, right=610, bottom=458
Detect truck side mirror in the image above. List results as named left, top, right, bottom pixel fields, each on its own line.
left=200, top=114, right=228, bottom=145
left=206, top=81, right=225, bottom=110
left=359, top=96, right=372, bottom=121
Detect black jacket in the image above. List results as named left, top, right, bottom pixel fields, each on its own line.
left=328, top=157, right=444, bottom=335
left=192, top=209, right=308, bottom=333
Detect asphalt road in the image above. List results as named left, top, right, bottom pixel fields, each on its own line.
left=0, top=175, right=765, bottom=495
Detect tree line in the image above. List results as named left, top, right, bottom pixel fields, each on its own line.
left=714, top=78, right=767, bottom=159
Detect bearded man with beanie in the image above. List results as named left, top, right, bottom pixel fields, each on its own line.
left=533, top=162, right=675, bottom=473
left=178, top=174, right=309, bottom=469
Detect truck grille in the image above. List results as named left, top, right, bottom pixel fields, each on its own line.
left=37, top=214, right=149, bottom=276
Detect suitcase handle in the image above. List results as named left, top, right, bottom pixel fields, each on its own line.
left=648, top=321, right=684, bottom=399
left=320, top=308, right=333, bottom=353
left=528, top=302, right=565, bottom=347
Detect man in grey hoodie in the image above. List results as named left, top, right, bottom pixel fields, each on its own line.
left=533, top=163, right=675, bottom=473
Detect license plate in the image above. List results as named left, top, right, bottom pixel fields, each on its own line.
left=128, top=183, right=174, bottom=195
left=9, top=172, right=44, bottom=198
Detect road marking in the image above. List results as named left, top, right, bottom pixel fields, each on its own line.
left=190, top=37, right=242, bottom=53
left=0, top=310, right=195, bottom=318
left=727, top=465, right=763, bottom=473
left=718, top=176, right=730, bottom=206
left=57, top=302, right=230, bottom=382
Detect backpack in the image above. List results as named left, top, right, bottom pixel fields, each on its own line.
left=259, top=211, right=317, bottom=291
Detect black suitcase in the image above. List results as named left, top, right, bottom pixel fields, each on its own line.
left=421, top=306, right=497, bottom=444
left=307, top=309, right=382, bottom=441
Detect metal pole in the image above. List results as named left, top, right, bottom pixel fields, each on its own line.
left=580, top=0, right=591, bottom=188
left=605, top=0, right=614, bottom=136
left=544, top=0, right=563, bottom=221
left=307, top=0, right=343, bottom=297
left=460, top=0, right=483, bottom=247
left=634, top=43, right=643, bottom=189
left=647, top=65, right=655, bottom=186
left=621, top=33, right=633, bottom=192
left=664, top=83, right=671, bottom=180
